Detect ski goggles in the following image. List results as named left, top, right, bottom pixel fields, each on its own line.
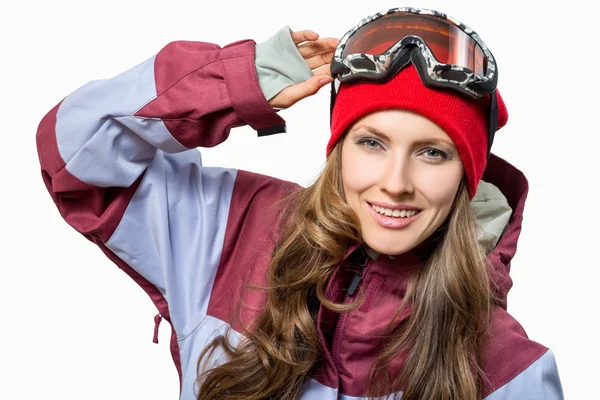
left=330, top=7, right=497, bottom=99
left=329, top=7, right=499, bottom=155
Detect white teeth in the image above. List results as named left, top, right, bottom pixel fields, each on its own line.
left=371, top=204, right=419, bottom=218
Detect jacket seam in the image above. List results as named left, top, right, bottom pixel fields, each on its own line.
left=155, top=53, right=251, bottom=99
left=177, top=313, right=210, bottom=342
left=219, top=56, right=243, bottom=125
left=178, top=169, right=239, bottom=341
left=484, top=347, right=550, bottom=397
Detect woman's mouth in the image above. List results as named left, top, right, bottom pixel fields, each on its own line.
left=366, top=202, right=421, bottom=229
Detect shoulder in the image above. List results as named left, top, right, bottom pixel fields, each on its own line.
left=481, top=307, right=564, bottom=399
left=207, top=170, right=301, bottom=331
left=232, top=169, right=301, bottom=211
left=225, top=168, right=302, bottom=265
left=228, top=169, right=302, bottom=245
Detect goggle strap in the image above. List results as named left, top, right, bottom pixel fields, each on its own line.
left=329, top=80, right=337, bottom=128
left=487, top=91, right=498, bottom=158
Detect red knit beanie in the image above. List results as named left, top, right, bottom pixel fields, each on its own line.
left=328, top=65, right=508, bottom=199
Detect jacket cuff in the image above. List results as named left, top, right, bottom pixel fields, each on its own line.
left=255, top=26, right=314, bottom=102
left=221, top=39, right=286, bottom=136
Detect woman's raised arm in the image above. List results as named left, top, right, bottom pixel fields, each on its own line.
left=35, top=27, right=336, bottom=340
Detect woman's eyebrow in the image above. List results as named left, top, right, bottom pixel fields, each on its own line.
left=354, top=126, right=456, bottom=149
left=412, top=138, right=457, bottom=149
left=353, top=125, right=391, bottom=141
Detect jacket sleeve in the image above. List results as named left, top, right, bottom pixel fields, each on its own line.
left=481, top=307, right=565, bottom=400
left=36, top=38, right=288, bottom=338
left=483, top=349, right=564, bottom=400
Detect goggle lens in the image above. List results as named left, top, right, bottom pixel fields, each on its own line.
left=342, top=12, right=486, bottom=76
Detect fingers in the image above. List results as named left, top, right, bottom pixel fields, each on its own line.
left=297, top=36, right=338, bottom=70
left=267, top=29, right=338, bottom=109
left=312, top=64, right=331, bottom=77
left=291, top=30, right=319, bottom=44
left=269, top=74, right=333, bottom=109
left=297, top=37, right=339, bottom=58
left=305, top=50, right=335, bottom=70
left=288, top=75, right=333, bottom=105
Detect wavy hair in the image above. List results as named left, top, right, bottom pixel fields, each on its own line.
left=195, top=136, right=494, bottom=400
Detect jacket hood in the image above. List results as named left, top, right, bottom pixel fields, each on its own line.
left=476, top=153, right=530, bottom=306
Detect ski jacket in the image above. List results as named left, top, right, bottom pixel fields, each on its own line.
left=36, top=27, right=563, bottom=400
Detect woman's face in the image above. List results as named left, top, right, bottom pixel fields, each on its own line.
left=341, top=109, right=464, bottom=256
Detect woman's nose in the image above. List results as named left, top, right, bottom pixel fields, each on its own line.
left=379, top=156, right=415, bottom=197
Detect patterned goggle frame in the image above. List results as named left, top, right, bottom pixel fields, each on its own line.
left=331, top=7, right=498, bottom=99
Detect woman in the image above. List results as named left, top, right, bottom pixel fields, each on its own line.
left=36, top=7, right=563, bottom=400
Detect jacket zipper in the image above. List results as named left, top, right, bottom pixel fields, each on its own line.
left=331, top=250, right=370, bottom=368
left=347, top=264, right=364, bottom=297
left=347, top=247, right=369, bottom=297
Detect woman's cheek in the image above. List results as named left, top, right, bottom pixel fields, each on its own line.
left=345, top=153, right=381, bottom=189
left=414, top=165, right=462, bottom=203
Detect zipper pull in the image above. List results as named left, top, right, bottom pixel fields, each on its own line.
left=152, top=313, right=162, bottom=344
left=347, top=264, right=364, bottom=297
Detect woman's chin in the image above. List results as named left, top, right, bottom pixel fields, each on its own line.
left=362, top=235, right=417, bottom=257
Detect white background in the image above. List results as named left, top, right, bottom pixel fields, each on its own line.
left=1, top=0, right=597, bottom=398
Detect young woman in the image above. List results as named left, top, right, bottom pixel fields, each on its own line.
left=36, top=7, right=563, bottom=400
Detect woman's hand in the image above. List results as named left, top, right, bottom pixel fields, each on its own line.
left=268, top=30, right=339, bottom=110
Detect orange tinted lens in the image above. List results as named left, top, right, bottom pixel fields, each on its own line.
left=343, top=12, right=486, bottom=75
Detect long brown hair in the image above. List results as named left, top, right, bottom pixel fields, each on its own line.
left=196, top=137, right=494, bottom=400
left=366, top=175, right=494, bottom=399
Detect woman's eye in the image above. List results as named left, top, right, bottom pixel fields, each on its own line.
left=422, top=148, right=449, bottom=160
left=357, top=137, right=382, bottom=150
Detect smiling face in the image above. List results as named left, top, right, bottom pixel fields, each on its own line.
left=341, top=109, right=465, bottom=256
